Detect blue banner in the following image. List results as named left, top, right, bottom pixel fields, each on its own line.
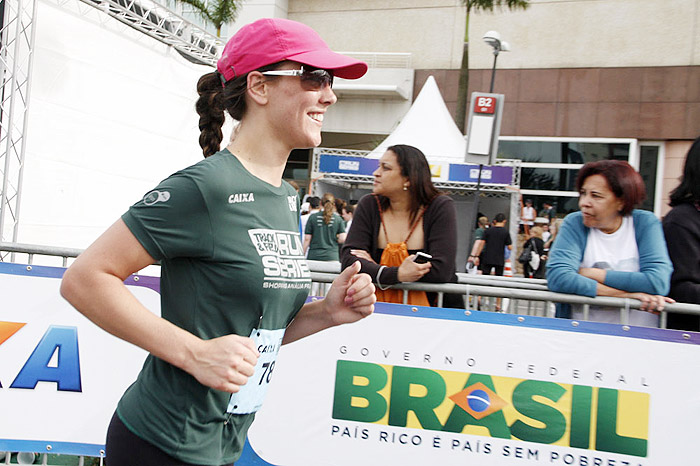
left=318, top=154, right=513, bottom=186
left=448, top=164, right=513, bottom=185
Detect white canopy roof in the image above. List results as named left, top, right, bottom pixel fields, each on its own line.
left=366, top=75, right=467, bottom=163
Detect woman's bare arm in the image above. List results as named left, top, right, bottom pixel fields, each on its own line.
left=60, top=219, right=258, bottom=393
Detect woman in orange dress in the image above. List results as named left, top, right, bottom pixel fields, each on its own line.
left=340, top=144, right=460, bottom=306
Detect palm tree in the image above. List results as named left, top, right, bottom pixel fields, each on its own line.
left=173, top=0, right=243, bottom=37
left=456, top=0, right=529, bottom=133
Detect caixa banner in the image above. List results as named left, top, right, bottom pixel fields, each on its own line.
left=0, top=262, right=160, bottom=457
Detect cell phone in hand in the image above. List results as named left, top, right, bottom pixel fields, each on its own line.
left=413, top=252, right=432, bottom=264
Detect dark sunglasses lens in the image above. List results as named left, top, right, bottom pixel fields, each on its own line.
left=301, top=70, right=333, bottom=89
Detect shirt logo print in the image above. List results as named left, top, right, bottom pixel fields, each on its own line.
left=143, top=190, right=170, bottom=205
left=228, top=192, right=255, bottom=204
left=288, top=195, right=298, bottom=212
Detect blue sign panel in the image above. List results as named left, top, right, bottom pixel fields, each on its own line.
left=319, top=154, right=378, bottom=176
left=449, top=164, right=512, bottom=185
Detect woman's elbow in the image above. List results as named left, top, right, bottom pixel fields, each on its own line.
left=60, top=266, right=83, bottom=306
left=643, top=261, right=673, bottom=295
left=546, top=266, right=577, bottom=294
left=546, top=272, right=567, bottom=293
left=647, top=274, right=671, bottom=296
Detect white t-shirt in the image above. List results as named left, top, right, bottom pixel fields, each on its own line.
left=542, top=231, right=552, bottom=245
left=572, top=216, right=658, bottom=327
left=520, top=206, right=535, bottom=225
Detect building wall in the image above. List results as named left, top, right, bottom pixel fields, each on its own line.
left=288, top=0, right=466, bottom=69
left=283, top=0, right=700, bottom=71
left=468, top=0, right=700, bottom=70
left=416, top=66, right=700, bottom=140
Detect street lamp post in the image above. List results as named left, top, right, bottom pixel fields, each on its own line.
left=482, top=31, right=510, bottom=93
left=465, top=32, right=511, bottom=271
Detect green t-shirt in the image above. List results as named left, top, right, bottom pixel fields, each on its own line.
left=304, top=211, right=345, bottom=261
left=118, top=149, right=311, bottom=465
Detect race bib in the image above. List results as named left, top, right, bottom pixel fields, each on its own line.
left=225, top=327, right=285, bottom=414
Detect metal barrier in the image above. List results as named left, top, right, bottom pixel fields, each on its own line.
left=2, top=243, right=699, bottom=327
left=307, top=260, right=700, bottom=329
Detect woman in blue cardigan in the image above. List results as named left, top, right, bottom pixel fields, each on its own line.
left=547, top=160, right=673, bottom=326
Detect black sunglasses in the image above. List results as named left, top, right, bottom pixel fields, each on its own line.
left=261, top=66, right=334, bottom=90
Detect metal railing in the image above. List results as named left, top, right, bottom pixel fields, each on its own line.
left=2, top=243, right=699, bottom=330
left=307, top=260, right=700, bottom=330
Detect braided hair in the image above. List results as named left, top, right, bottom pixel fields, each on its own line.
left=195, top=64, right=279, bottom=158
left=321, top=193, right=336, bottom=225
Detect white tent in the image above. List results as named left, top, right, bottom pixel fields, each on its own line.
left=366, top=75, right=466, bottom=163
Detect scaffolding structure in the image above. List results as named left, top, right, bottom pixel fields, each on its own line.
left=0, top=0, right=38, bottom=247
left=0, top=0, right=219, bottom=258
left=74, top=0, right=223, bottom=66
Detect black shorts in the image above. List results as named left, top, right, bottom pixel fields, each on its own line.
left=480, top=263, right=504, bottom=276
left=106, top=412, right=234, bottom=466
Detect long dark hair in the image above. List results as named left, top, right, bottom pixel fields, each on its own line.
left=195, top=63, right=280, bottom=158
left=669, top=136, right=700, bottom=206
left=377, top=144, right=440, bottom=224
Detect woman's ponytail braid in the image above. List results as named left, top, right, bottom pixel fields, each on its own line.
left=196, top=72, right=226, bottom=158
left=195, top=63, right=282, bottom=158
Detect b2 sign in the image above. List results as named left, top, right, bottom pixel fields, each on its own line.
left=474, top=96, right=496, bottom=114
left=0, top=263, right=160, bottom=456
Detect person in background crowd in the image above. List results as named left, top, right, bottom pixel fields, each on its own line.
left=662, top=136, right=700, bottom=330
left=335, top=197, right=347, bottom=217
left=341, top=203, right=355, bottom=232
left=300, top=196, right=321, bottom=234
left=539, top=220, right=552, bottom=244
left=523, top=226, right=546, bottom=279
left=547, top=160, right=673, bottom=327
left=299, top=193, right=311, bottom=214
left=341, top=144, right=462, bottom=307
left=304, top=192, right=346, bottom=261
left=59, top=18, right=375, bottom=466
left=541, top=200, right=556, bottom=224
left=520, top=198, right=536, bottom=236
left=474, top=213, right=512, bottom=277
left=473, top=213, right=512, bottom=310
left=467, top=215, right=489, bottom=272
left=544, top=217, right=562, bottom=252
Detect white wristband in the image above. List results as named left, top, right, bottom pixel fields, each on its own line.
left=375, top=265, right=391, bottom=290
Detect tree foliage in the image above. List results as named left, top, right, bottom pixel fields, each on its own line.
left=456, top=0, right=529, bottom=133
left=174, top=0, right=243, bottom=37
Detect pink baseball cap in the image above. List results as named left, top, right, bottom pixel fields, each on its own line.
left=217, top=18, right=368, bottom=82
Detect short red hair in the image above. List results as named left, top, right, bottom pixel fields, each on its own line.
left=576, top=160, right=646, bottom=216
